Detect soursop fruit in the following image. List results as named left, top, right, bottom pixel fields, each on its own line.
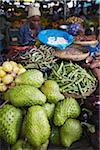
left=43, top=103, right=55, bottom=119
left=15, top=69, right=44, bottom=88
left=54, top=98, right=80, bottom=126
left=0, top=104, right=22, bottom=144
left=3, top=85, right=46, bottom=107
left=11, top=139, right=49, bottom=150
left=41, top=80, right=64, bottom=103
left=60, top=119, right=82, bottom=147
left=11, top=139, right=33, bottom=150
left=22, top=105, right=50, bottom=148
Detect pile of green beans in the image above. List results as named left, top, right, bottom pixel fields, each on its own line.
left=17, top=45, right=57, bottom=70
left=49, top=61, right=96, bottom=97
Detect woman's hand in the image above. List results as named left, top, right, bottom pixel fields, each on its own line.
left=86, top=52, right=100, bottom=81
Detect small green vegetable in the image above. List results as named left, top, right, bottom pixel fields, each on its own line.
left=15, top=45, right=58, bottom=70
left=49, top=61, right=96, bottom=97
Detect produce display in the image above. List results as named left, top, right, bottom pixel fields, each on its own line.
left=0, top=61, right=26, bottom=92
left=0, top=13, right=99, bottom=148
left=14, top=45, right=57, bottom=71
left=0, top=69, right=85, bottom=150
left=0, top=0, right=99, bottom=147
left=49, top=61, right=97, bottom=98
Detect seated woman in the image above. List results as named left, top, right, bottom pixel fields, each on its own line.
left=18, top=6, right=41, bottom=45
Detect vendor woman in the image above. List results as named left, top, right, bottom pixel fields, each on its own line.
left=18, top=6, right=41, bottom=45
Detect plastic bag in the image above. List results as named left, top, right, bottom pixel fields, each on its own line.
left=38, top=29, right=73, bottom=50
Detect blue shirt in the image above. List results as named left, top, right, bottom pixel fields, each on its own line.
left=18, top=23, right=41, bottom=45
left=85, top=43, right=100, bottom=56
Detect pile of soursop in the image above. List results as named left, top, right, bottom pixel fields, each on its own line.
left=0, top=69, right=82, bottom=150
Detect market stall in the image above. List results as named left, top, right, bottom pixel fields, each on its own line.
left=0, top=0, right=99, bottom=150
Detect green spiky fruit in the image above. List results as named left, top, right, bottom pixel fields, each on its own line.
left=60, top=119, right=82, bottom=147
left=41, top=80, right=64, bottom=103
left=54, top=98, right=80, bottom=126
left=3, top=85, right=46, bottom=107
left=12, top=139, right=49, bottom=150
left=43, top=103, right=55, bottom=119
left=11, top=139, right=33, bottom=150
left=0, top=104, right=22, bottom=144
left=15, top=69, right=44, bottom=88
left=22, top=106, right=50, bottom=148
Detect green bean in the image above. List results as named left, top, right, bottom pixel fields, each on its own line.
left=48, top=61, right=96, bottom=97
left=52, top=69, right=62, bottom=79
left=57, top=62, right=64, bottom=74
left=19, top=45, right=58, bottom=70
left=60, top=83, right=73, bottom=90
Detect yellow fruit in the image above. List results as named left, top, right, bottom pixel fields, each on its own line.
left=2, top=61, right=13, bottom=72
left=0, top=83, right=7, bottom=92
left=13, top=66, right=19, bottom=74
left=2, top=74, right=14, bottom=84
left=17, top=64, right=24, bottom=69
left=17, top=68, right=26, bottom=75
left=0, top=78, right=2, bottom=83
left=0, top=69, right=6, bottom=77
left=10, top=61, right=17, bottom=68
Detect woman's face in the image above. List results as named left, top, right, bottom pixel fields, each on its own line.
left=29, top=16, right=40, bottom=28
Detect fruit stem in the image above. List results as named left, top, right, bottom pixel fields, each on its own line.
left=0, top=100, right=9, bottom=108
left=81, top=122, right=95, bottom=133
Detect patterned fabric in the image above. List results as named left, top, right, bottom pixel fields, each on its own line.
left=67, top=23, right=82, bottom=36
left=85, top=43, right=100, bottom=56
left=95, top=43, right=100, bottom=53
